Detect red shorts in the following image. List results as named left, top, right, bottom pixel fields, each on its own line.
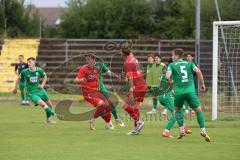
left=127, top=85, right=147, bottom=103
left=83, top=88, right=108, bottom=107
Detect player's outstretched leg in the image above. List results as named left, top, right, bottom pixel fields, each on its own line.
left=103, top=113, right=114, bottom=130
left=175, top=107, right=186, bottom=139
left=109, top=101, right=125, bottom=127
left=162, top=110, right=192, bottom=138
left=101, top=89, right=125, bottom=127
left=37, top=100, right=56, bottom=124
left=193, top=107, right=210, bottom=142
left=123, top=102, right=144, bottom=135
left=46, top=100, right=63, bottom=120
left=93, top=101, right=114, bottom=130
left=162, top=114, right=175, bottom=138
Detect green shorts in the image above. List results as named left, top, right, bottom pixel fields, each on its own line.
left=159, top=92, right=174, bottom=112
left=175, top=91, right=200, bottom=109
left=28, top=89, right=50, bottom=104
left=148, top=87, right=159, bottom=97
left=18, top=81, right=26, bottom=90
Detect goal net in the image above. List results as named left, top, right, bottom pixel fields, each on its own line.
left=212, top=21, right=240, bottom=120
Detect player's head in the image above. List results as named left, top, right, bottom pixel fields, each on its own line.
left=172, top=48, right=184, bottom=61
left=147, top=54, right=154, bottom=64
left=154, top=55, right=162, bottom=64
left=186, top=53, right=194, bottom=62
left=121, top=40, right=132, bottom=58
left=18, top=55, right=24, bottom=62
left=27, top=57, right=36, bottom=68
left=84, top=52, right=96, bottom=68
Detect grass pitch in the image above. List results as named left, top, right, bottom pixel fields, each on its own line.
left=0, top=102, right=240, bottom=160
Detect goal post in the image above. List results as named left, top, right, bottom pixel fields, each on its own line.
left=212, top=21, right=240, bottom=120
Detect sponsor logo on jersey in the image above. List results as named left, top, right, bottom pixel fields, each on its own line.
left=30, top=76, right=38, bottom=83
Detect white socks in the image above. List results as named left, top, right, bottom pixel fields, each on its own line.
left=200, top=128, right=206, bottom=133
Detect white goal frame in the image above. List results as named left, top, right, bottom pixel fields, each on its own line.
left=212, top=21, right=240, bottom=120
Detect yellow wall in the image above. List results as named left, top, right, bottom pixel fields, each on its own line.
left=0, top=39, right=40, bottom=92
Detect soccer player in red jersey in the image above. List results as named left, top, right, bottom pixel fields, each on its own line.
left=121, top=41, right=148, bottom=135
left=75, top=53, right=113, bottom=130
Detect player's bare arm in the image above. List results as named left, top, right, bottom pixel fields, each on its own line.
left=38, top=75, right=47, bottom=89
left=194, top=67, right=206, bottom=92
left=102, top=70, right=120, bottom=79
left=166, top=71, right=173, bottom=88
left=166, top=71, right=174, bottom=95
left=106, top=71, right=120, bottom=79
left=74, top=77, right=86, bottom=83
left=13, top=77, right=20, bottom=94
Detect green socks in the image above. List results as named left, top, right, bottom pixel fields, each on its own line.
left=51, top=110, right=55, bottom=116
left=20, top=91, right=25, bottom=101
left=153, top=98, right=158, bottom=109
left=196, top=111, right=205, bottom=128
left=166, top=109, right=185, bottom=131
left=45, top=107, right=54, bottom=118
left=175, top=111, right=184, bottom=127
left=166, top=114, right=176, bottom=130
left=109, top=102, right=118, bottom=120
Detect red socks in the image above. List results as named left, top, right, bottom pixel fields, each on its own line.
left=103, top=112, right=111, bottom=123
left=94, top=104, right=112, bottom=120
left=123, top=103, right=139, bottom=126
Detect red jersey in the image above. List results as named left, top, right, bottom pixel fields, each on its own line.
left=124, top=54, right=146, bottom=86
left=77, top=65, right=99, bottom=90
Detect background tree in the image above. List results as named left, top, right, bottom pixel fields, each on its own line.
left=1, top=0, right=239, bottom=39
left=0, top=0, right=40, bottom=38
left=59, top=0, right=155, bottom=38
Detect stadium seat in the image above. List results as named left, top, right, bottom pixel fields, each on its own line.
left=0, top=39, right=40, bottom=92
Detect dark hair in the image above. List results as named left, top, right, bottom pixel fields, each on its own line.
left=168, top=57, right=173, bottom=64
left=186, top=53, right=194, bottom=57
left=84, top=52, right=96, bottom=60
left=19, top=55, right=24, bottom=57
left=27, top=57, right=36, bottom=61
left=172, top=48, right=184, bottom=57
left=147, top=53, right=155, bottom=58
left=121, top=40, right=132, bottom=55
left=155, top=55, right=162, bottom=59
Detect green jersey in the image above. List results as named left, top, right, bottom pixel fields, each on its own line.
left=20, top=67, right=46, bottom=93
left=146, top=63, right=154, bottom=86
left=94, top=62, right=110, bottom=90
left=159, top=68, right=171, bottom=95
left=146, top=62, right=165, bottom=87
left=167, top=60, right=196, bottom=94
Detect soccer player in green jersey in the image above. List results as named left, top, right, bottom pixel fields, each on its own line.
left=146, top=54, right=166, bottom=114
left=166, top=48, right=210, bottom=142
left=94, top=59, right=125, bottom=127
left=159, top=58, right=192, bottom=138
left=13, top=57, right=58, bottom=124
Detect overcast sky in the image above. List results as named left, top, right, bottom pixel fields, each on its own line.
left=25, top=0, right=68, bottom=7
